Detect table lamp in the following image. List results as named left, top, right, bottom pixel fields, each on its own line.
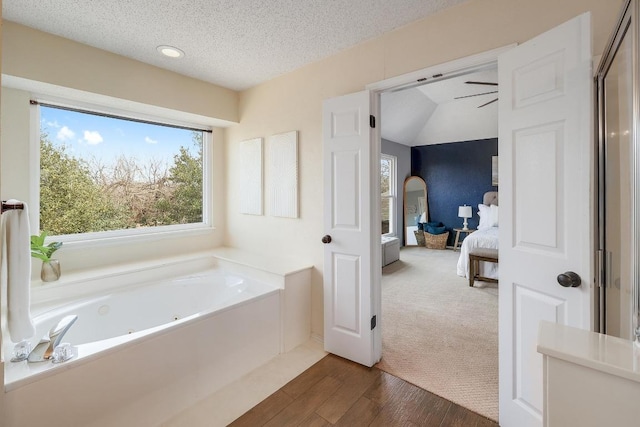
left=458, top=205, right=472, bottom=231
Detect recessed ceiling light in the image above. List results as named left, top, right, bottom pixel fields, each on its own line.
left=157, top=45, right=185, bottom=58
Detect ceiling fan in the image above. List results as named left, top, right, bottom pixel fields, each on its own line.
left=454, top=81, right=498, bottom=108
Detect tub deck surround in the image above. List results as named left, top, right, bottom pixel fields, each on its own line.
left=538, top=321, right=640, bottom=426
left=166, top=339, right=327, bottom=426
left=210, top=247, right=313, bottom=353
left=1, top=248, right=313, bottom=427
left=4, top=269, right=279, bottom=390
left=210, top=247, right=314, bottom=284
left=4, top=289, right=281, bottom=427
left=29, top=248, right=312, bottom=308
left=28, top=252, right=220, bottom=310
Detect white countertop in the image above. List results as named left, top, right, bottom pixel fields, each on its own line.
left=538, top=321, right=640, bottom=384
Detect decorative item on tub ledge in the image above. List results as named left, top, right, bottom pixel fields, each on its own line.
left=30, top=231, right=63, bottom=282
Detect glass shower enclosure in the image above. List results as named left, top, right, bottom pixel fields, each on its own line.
left=596, top=0, right=640, bottom=340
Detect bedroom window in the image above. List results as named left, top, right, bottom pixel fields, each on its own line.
left=381, top=154, right=396, bottom=235
left=38, top=103, right=211, bottom=239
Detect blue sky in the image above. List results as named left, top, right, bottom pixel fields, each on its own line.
left=40, top=106, right=198, bottom=168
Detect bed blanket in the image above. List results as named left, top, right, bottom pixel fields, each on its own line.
left=456, top=227, right=499, bottom=280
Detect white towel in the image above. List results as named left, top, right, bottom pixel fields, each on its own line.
left=1, top=199, right=35, bottom=342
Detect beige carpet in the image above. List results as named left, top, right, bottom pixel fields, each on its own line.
left=376, top=246, right=498, bottom=421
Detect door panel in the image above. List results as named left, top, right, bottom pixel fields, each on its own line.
left=499, top=13, right=592, bottom=427
left=332, top=150, right=360, bottom=228
left=333, top=253, right=360, bottom=333
left=514, top=124, right=563, bottom=250
left=513, top=51, right=565, bottom=108
left=514, top=286, right=566, bottom=414
left=322, top=90, right=379, bottom=367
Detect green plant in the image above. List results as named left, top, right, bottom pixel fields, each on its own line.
left=30, top=231, right=62, bottom=263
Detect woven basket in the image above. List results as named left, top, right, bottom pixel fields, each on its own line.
left=424, top=231, right=449, bottom=249
left=413, top=230, right=426, bottom=246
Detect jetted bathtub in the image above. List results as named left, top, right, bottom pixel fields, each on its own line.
left=2, top=265, right=284, bottom=427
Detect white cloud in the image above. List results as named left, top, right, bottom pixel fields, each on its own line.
left=57, top=126, right=75, bottom=141
left=83, top=130, right=104, bottom=145
left=47, top=120, right=61, bottom=128
left=145, top=136, right=158, bottom=144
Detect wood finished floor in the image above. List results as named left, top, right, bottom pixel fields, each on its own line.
left=230, top=354, right=499, bottom=427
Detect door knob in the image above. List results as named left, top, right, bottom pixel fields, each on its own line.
left=557, top=271, right=581, bottom=288
left=321, top=235, right=332, bottom=244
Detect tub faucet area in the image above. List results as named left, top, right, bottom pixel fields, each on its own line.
left=27, top=315, right=78, bottom=363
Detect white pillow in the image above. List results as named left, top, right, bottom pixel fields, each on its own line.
left=478, top=204, right=491, bottom=230
left=490, top=204, right=499, bottom=227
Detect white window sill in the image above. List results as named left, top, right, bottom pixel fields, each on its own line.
left=51, top=223, right=215, bottom=250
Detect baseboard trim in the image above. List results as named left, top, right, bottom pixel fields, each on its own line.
left=311, top=333, right=324, bottom=346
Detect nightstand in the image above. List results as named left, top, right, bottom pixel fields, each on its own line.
left=453, top=228, right=475, bottom=251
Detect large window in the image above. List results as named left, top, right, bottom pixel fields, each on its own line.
left=39, top=104, right=209, bottom=238
left=381, top=154, right=396, bottom=235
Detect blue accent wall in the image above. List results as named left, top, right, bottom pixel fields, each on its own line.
left=411, top=138, right=497, bottom=245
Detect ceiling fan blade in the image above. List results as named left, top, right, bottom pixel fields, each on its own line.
left=466, top=81, right=498, bottom=86
left=454, top=90, right=498, bottom=100
left=478, top=98, right=498, bottom=108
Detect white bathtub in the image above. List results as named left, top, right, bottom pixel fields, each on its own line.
left=2, top=264, right=288, bottom=427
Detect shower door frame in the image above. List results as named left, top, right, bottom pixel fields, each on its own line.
left=595, top=0, right=640, bottom=339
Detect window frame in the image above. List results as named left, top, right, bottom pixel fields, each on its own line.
left=32, top=98, right=214, bottom=245
left=381, top=153, right=397, bottom=237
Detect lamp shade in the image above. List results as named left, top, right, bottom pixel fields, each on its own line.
left=458, top=205, right=472, bottom=218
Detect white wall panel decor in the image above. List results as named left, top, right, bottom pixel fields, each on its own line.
left=240, top=137, right=263, bottom=215
left=268, top=131, right=298, bottom=218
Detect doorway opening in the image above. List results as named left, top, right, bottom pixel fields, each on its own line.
left=375, top=63, right=500, bottom=421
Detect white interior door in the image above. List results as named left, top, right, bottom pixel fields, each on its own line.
left=498, top=13, right=593, bottom=427
left=322, top=90, right=380, bottom=367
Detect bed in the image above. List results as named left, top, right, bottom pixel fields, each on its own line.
left=456, top=191, right=499, bottom=280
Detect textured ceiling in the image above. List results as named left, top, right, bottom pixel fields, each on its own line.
left=2, top=0, right=468, bottom=91
left=381, top=68, right=498, bottom=146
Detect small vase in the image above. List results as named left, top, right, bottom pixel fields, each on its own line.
left=41, top=259, right=61, bottom=282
